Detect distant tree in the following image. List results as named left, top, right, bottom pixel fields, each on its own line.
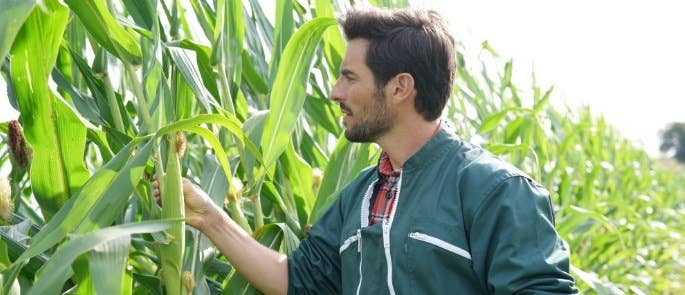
left=660, top=122, right=685, bottom=163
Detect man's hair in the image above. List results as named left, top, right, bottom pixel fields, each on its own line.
left=338, top=8, right=457, bottom=121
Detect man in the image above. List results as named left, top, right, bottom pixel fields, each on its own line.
left=155, top=7, right=577, bottom=294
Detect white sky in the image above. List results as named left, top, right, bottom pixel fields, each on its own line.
left=416, top=0, right=685, bottom=157
left=2, top=0, right=683, bottom=157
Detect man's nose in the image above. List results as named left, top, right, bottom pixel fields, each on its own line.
left=329, top=81, right=342, bottom=102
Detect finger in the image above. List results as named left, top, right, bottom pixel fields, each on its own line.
left=181, top=178, right=195, bottom=195
left=152, top=180, right=158, bottom=189
left=153, top=190, right=162, bottom=205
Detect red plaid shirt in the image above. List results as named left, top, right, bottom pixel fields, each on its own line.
left=368, top=153, right=401, bottom=225
left=368, top=122, right=443, bottom=225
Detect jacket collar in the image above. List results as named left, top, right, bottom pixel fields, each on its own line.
left=400, top=123, right=458, bottom=172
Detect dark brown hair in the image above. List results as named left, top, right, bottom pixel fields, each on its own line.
left=338, top=8, right=456, bottom=121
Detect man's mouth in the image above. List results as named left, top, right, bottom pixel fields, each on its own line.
left=340, top=104, right=352, bottom=116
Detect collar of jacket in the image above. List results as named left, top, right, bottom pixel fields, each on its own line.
left=399, top=124, right=460, bottom=173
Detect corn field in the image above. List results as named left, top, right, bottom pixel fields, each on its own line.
left=0, top=0, right=683, bottom=294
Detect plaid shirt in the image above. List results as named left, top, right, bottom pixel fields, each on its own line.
left=368, top=122, right=443, bottom=225
left=368, top=153, right=401, bottom=225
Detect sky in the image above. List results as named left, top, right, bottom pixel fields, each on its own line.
left=2, top=0, right=684, bottom=157
left=416, top=0, right=685, bottom=157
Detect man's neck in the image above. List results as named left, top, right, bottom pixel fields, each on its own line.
left=375, top=118, right=441, bottom=170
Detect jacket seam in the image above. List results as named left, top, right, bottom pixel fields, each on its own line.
left=470, top=174, right=524, bottom=230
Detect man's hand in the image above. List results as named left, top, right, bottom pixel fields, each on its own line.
left=152, top=177, right=219, bottom=232
left=152, top=175, right=288, bottom=295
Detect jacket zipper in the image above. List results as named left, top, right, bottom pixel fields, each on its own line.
left=383, top=173, right=401, bottom=295
left=339, top=233, right=359, bottom=254
left=355, top=229, right=362, bottom=295
left=408, top=232, right=472, bottom=260
left=356, top=180, right=376, bottom=295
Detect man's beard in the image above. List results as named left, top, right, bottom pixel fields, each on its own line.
left=344, top=89, right=395, bottom=143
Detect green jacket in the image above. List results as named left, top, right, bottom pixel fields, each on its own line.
left=288, top=127, right=577, bottom=294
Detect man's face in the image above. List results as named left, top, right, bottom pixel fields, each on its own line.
left=330, top=39, right=395, bottom=142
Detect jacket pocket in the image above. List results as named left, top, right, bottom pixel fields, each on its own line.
left=404, top=221, right=482, bottom=294
left=340, top=230, right=362, bottom=294
left=339, top=231, right=360, bottom=254
left=408, top=232, right=471, bottom=261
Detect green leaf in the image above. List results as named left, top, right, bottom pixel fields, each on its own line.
left=223, top=223, right=299, bottom=294
left=241, top=51, right=269, bottom=97
left=200, top=155, right=230, bottom=207
left=121, top=0, right=155, bottom=30
left=485, top=143, right=530, bottom=156
left=0, top=0, right=36, bottom=60
left=74, top=140, right=154, bottom=232
left=9, top=0, right=90, bottom=219
left=155, top=114, right=259, bottom=186
left=534, top=86, right=554, bottom=113
left=241, top=110, right=268, bottom=179
left=281, top=144, right=315, bottom=221
left=309, top=136, right=375, bottom=224
left=315, top=0, right=345, bottom=76
left=303, top=95, right=342, bottom=136
left=166, top=44, right=217, bottom=112
left=27, top=220, right=177, bottom=295
left=260, top=17, right=338, bottom=169
left=64, top=0, right=143, bottom=65
left=480, top=40, right=499, bottom=57
left=269, top=0, right=295, bottom=83
left=9, top=140, right=144, bottom=270
left=212, top=0, right=244, bottom=69
left=479, top=108, right=512, bottom=133
left=166, top=39, right=219, bottom=99
left=88, top=236, right=130, bottom=295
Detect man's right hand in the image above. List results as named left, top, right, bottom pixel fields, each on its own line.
left=152, top=175, right=288, bottom=295
left=152, top=177, right=220, bottom=233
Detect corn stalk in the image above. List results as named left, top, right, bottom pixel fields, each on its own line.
left=0, top=0, right=683, bottom=294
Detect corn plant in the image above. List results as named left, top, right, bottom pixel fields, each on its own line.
left=0, top=0, right=683, bottom=294
left=450, top=50, right=685, bottom=293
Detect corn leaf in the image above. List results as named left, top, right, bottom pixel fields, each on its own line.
left=27, top=220, right=177, bottom=295
left=223, top=223, right=299, bottom=295
left=0, top=0, right=36, bottom=60
left=63, top=0, right=143, bottom=65
left=167, top=39, right=219, bottom=99
left=9, top=0, right=90, bottom=219
left=260, top=17, right=338, bottom=169
left=200, top=155, right=230, bottom=207
left=155, top=114, right=253, bottom=186
left=166, top=44, right=217, bottom=112
left=269, top=0, right=295, bottom=83
left=281, top=144, right=315, bottom=222
left=212, top=0, right=244, bottom=72
left=9, top=140, right=145, bottom=273
left=309, top=136, right=375, bottom=223
left=88, top=236, right=131, bottom=295
left=479, top=108, right=517, bottom=133
left=314, top=0, right=345, bottom=76
left=73, top=140, right=154, bottom=232
left=121, top=0, right=155, bottom=30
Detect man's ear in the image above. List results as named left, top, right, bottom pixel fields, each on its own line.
left=388, top=73, right=416, bottom=104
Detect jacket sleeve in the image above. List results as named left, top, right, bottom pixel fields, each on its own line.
left=287, top=196, right=343, bottom=294
left=469, top=176, right=578, bottom=294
